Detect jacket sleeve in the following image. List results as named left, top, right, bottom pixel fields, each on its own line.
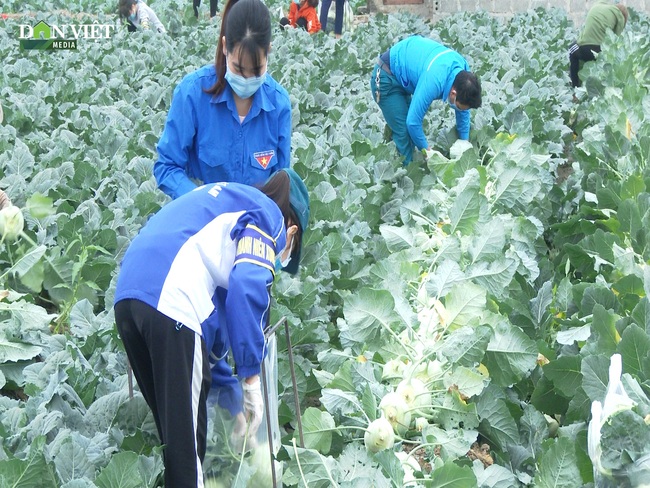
left=307, top=8, right=321, bottom=33
left=149, top=8, right=167, bottom=33
left=154, top=81, right=199, bottom=199
left=288, top=3, right=298, bottom=26
left=225, top=262, right=274, bottom=379
left=455, top=108, right=471, bottom=140
left=613, top=8, right=626, bottom=35
left=275, top=91, right=292, bottom=171
left=203, top=290, right=243, bottom=415
left=138, top=5, right=151, bottom=29
left=211, top=357, right=243, bottom=416
left=406, top=72, right=443, bottom=150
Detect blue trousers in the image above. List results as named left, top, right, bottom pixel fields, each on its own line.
left=320, top=0, right=345, bottom=34
left=370, top=64, right=414, bottom=165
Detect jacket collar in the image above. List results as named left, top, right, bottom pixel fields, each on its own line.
left=211, top=78, right=276, bottom=121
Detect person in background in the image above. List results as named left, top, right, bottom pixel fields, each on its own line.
left=193, top=0, right=219, bottom=19
left=319, top=0, right=344, bottom=38
left=154, top=0, right=291, bottom=200
left=118, top=0, right=166, bottom=33
left=370, top=36, right=482, bottom=166
left=569, top=1, right=628, bottom=88
left=280, top=0, right=321, bottom=34
left=114, top=169, right=310, bottom=487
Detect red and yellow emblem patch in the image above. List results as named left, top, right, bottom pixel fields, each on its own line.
left=254, top=150, right=275, bottom=169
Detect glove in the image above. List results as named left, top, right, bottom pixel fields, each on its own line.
left=242, top=378, right=264, bottom=438
left=422, top=148, right=436, bottom=159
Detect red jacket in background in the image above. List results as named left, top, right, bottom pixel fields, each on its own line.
left=287, top=2, right=321, bottom=33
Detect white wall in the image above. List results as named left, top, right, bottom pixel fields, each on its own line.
left=366, top=0, right=647, bottom=25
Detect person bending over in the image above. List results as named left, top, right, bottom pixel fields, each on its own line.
left=569, top=1, right=628, bottom=88
left=370, top=36, right=481, bottom=166
left=118, top=0, right=166, bottom=33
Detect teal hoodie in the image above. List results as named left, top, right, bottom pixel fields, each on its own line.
left=389, top=36, right=472, bottom=148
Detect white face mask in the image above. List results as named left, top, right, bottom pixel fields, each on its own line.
left=224, top=58, right=267, bottom=99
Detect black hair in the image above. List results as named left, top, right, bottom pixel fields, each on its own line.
left=117, top=0, right=137, bottom=19
left=296, top=17, right=308, bottom=30
left=452, top=71, right=482, bottom=109
left=307, top=0, right=319, bottom=7
left=205, top=0, right=271, bottom=97
left=257, top=172, right=302, bottom=257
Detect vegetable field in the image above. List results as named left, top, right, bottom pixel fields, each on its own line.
left=2, top=0, right=650, bottom=486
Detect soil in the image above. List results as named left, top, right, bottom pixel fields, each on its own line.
left=0, top=388, right=28, bottom=401
left=402, top=442, right=433, bottom=473
left=402, top=440, right=493, bottom=474
left=467, top=442, right=494, bottom=467
left=556, top=162, right=574, bottom=184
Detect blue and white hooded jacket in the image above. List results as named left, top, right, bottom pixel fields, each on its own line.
left=114, top=182, right=286, bottom=414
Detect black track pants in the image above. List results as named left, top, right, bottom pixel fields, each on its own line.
left=569, top=42, right=601, bottom=88
left=193, top=0, right=219, bottom=17
left=115, top=299, right=211, bottom=488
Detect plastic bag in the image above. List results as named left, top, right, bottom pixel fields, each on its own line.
left=343, top=0, right=354, bottom=33
left=203, top=333, right=282, bottom=487
left=587, top=353, right=650, bottom=487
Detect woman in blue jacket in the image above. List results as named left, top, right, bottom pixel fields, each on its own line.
left=370, top=36, right=482, bottom=166
left=154, top=0, right=291, bottom=200
left=114, top=169, right=310, bottom=487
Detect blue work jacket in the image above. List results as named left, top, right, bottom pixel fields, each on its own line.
left=154, top=64, right=292, bottom=199
left=390, top=36, right=472, bottom=149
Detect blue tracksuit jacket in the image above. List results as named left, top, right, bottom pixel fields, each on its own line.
left=115, top=182, right=286, bottom=414
left=154, top=65, right=291, bottom=200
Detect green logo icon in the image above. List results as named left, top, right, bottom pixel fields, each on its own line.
left=19, top=21, right=78, bottom=50
left=18, top=19, right=115, bottom=50
left=33, top=20, right=51, bottom=40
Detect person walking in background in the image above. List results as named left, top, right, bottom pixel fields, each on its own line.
left=154, top=0, right=291, bottom=200
left=569, top=1, right=628, bottom=87
left=193, top=0, right=219, bottom=19
left=118, top=0, right=166, bottom=33
left=370, top=36, right=482, bottom=166
left=114, top=169, right=310, bottom=487
left=280, top=0, right=321, bottom=34
left=319, top=0, right=344, bottom=38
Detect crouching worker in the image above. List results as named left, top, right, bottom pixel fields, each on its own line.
left=118, top=0, right=167, bottom=33
left=114, top=168, right=310, bottom=487
left=569, top=1, right=627, bottom=88
left=280, top=0, right=321, bottom=33
left=370, top=36, right=481, bottom=166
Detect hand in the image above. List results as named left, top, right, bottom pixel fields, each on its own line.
left=242, top=377, right=264, bottom=437
left=230, top=412, right=257, bottom=453
left=422, top=148, right=436, bottom=160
